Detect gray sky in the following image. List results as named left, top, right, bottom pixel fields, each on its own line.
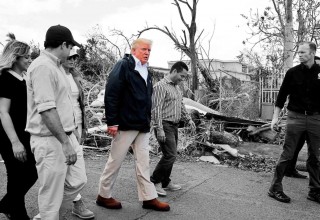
left=0, top=0, right=269, bottom=67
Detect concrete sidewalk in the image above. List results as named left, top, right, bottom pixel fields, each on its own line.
left=0, top=152, right=319, bottom=220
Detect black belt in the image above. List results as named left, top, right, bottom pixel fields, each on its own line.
left=163, top=120, right=179, bottom=126
left=294, top=110, right=320, bottom=116
left=65, top=131, right=72, bottom=136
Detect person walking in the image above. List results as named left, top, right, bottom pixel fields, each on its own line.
left=284, top=55, right=320, bottom=179
left=0, top=40, right=38, bottom=220
left=32, top=48, right=93, bottom=220
left=26, top=25, right=94, bottom=220
left=150, top=61, right=195, bottom=196
left=96, top=38, right=170, bottom=211
left=63, top=48, right=87, bottom=144
left=268, top=41, right=320, bottom=204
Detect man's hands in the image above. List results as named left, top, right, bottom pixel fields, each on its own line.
left=12, top=140, right=27, bottom=162
left=156, top=129, right=166, bottom=143
left=62, top=140, right=77, bottom=165
left=107, top=125, right=118, bottom=137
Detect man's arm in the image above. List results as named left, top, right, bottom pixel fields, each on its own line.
left=30, top=65, right=76, bottom=165
left=104, top=61, right=125, bottom=136
left=152, top=84, right=166, bottom=142
left=274, top=70, right=291, bottom=109
left=271, top=106, right=281, bottom=131
left=180, top=99, right=196, bottom=132
left=271, top=69, right=292, bottom=131
left=41, top=108, right=77, bottom=165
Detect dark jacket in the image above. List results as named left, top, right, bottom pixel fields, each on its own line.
left=104, top=54, right=153, bottom=132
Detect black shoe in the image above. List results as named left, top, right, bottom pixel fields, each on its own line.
left=268, top=190, right=291, bottom=203
left=284, top=171, right=307, bottom=179
left=307, top=192, right=320, bottom=204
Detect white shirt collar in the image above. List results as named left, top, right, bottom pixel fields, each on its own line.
left=8, top=70, right=25, bottom=81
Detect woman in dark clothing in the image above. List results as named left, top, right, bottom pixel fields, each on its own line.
left=0, top=40, right=38, bottom=220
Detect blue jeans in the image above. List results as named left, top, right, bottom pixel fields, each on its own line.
left=270, top=111, right=320, bottom=192
left=151, top=121, right=178, bottom=187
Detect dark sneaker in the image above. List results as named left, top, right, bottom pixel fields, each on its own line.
left=307, top=192, right=320, bottom=204
left=268, top=190, right=291, bottom=203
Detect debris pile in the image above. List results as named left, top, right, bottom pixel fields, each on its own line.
left=85, top=89, right=283, bottom=172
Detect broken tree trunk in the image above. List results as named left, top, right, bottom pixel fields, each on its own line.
left=247, top=124, right=284, bottom=142
left=209, top=130, right=239, bottom=147
left=197, top=61, right=217, bottom=93
left=196, top=141, right=238, bottom=157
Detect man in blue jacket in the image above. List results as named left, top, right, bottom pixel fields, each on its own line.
left=96, top=38, right=170, bottom=211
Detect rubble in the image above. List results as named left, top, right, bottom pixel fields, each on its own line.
left=219, top=153, right=277, bottom=173
left=85, top=89, right=283, bottom=173
left=199, top=156, right=220, bottom=164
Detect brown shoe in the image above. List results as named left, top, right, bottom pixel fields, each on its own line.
left=142, top=198, right=170, bottom=211
left=96, top=195, right=122, bottom=209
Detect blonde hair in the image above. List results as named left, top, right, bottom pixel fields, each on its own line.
left=131, top=38, right=153, bottom=49
left=0, top=40, right=30, bottom=75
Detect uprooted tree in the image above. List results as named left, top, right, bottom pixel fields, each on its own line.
left=137, top=0, right=217, bottom=98
left=241, top=0, right=320, bottom=71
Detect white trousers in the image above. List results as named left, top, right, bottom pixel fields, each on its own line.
left=98, top=130, right=158, bottom=201
left=74, top=123, right=83, bottom=201
left=31, top=133, right=87, bottom=220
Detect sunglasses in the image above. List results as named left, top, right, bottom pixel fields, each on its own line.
left=67, top=56, right=77, bottom=60
left=67, top=55, right=78, bottom=61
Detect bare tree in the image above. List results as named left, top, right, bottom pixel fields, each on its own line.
left=137, top=0, right=216, bottom=98
left=242, top=0, right=320, bottom=70
left=283, top=0, right=293, bottom=71
left=6, top=32, right=16, bottom=42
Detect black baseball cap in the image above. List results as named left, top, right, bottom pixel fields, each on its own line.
left=45, top=25, right=81, bottom=47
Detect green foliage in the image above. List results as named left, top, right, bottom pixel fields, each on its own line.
left=241, top=0, right=320, bottom=69
left=29, top=40, right=40, bottom=60
left=148, top=67, right=165, bottom=83
left=78, top=36, right=118, bottom=79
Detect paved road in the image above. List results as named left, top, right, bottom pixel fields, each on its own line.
left=0, top=151, right=319, bottom=220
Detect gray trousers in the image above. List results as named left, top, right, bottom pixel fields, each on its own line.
left=270, top=111, right=320, bottom=192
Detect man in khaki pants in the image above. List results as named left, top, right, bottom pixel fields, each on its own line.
left=26, top=25, right=94, bottom=220
left=96, top=38, right=170, bottom=211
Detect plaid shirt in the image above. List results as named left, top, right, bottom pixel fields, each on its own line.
left=152, top=77, right=191, bottom=131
